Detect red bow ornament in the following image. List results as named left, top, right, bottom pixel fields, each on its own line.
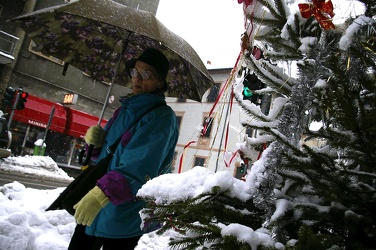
left=238, top=0, right=253, bottom=7
left=298, top=0, right=335, bottom=30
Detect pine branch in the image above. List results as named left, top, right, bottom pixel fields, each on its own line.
left=253, top=0, right=287, bottom=26
left=138, top=1, right=376, bottom=249
left=246, top=58, right=292, bottom=96
left=141, top=186, right=265, bottom=248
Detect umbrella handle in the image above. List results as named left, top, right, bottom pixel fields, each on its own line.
left=79, top=144, right=94, bottom=166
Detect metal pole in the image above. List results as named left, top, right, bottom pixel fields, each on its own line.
left=20, top=124, right=30, bottom=156
left=41, top=105, right=55, bottom=149
left=67, top=138, right=76, bottom=166
left=215, top=93, right=231, bottom=172
left=97, top=33, right=131, bottom=124
left=7, top=91, right=21, bottom=129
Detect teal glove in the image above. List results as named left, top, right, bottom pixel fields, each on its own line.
left=73, top=186, right=110, bottom=226
left=84, top=125, right=105, bottom=148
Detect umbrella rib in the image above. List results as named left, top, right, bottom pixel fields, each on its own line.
left=97, top=31, right=133, bottom=123
left=181, top=59, right=206, bottom=102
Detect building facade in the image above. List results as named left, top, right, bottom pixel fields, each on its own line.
left=0, top=0, right=250, bottom=177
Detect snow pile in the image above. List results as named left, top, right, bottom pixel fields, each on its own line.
left=0, top=156, right=73, bottom=181
left=0, top=181, right=74, bottom=250
left=137, top=166, right=251, bottom=203
left=0, top=156, right=184, bottom=249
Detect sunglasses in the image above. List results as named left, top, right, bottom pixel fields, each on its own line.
left=130, top=68, right=153, bottom=81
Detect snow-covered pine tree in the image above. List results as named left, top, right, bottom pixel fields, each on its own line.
left=138, top=0, right=376, bottom=249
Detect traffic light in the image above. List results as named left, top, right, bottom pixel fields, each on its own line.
left=239, top=163, right=246, bottom=173
left=242, top=74, right=265, bottom=105
left=1, top=87, right=16, bottom=108
left=235, top=162, right=247, bottom=180
left=16, top=91, right=28, bottom=110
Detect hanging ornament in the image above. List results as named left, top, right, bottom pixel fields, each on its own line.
left=238, top=0, right=253, bottom=7
left=243, top=86, right=254, bottom=98
left=242, top=74, right=264, bottom=105
left=298, top=0, right=335, bottom=30
left=252, top=46, right=264, bottom=60
left=241, top=32, right=250, bottom=51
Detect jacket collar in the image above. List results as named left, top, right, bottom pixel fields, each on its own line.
left=119, top=93, right=166, bottom=112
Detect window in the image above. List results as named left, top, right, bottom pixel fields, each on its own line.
left=246, top=127, right=255, bottom=138
left=176, top=116, right=182, bottom=131
left=0, top=30, right=18, bottom=55
left=28, top=41, right=65, bottom=65
left=202, top=117, right=213, bottom=138
left=207, top=83, right=220, bottom=102
left=175, top=112, right=184, bottom=132
left=171, top=151, right=178, bottom=171
left=194, top=156, right=206, bottom=167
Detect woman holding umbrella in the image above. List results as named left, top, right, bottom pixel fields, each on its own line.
left=68, top=48, right=179, bottom=250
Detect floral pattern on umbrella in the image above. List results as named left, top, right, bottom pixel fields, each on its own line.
left=14, top=0, right=214, bottom=102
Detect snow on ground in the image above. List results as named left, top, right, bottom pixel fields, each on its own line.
left=0, top=156, right=171, bottom=249
left=0, top=155, right=269, bottom=249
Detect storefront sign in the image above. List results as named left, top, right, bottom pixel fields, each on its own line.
left=28, top=119, right=47, bottom=128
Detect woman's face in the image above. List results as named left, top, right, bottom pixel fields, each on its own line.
left=131, top=61, right=163, bottom=94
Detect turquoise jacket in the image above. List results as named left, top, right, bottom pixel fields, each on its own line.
left=85, top=93, right=178, bottom=238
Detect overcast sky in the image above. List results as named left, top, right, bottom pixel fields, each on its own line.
left=156, top=0, right=245, bottom=70
left=156, top=0, right=366, bottom=70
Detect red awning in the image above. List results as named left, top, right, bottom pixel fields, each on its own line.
left=65, top=107, right=107, bottom=139
left=12, top=95, right=67, bottom=133
left=12, top=95, right=108, bottom=138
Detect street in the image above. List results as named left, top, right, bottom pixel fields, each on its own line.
left=0, top=168, right=73, bottom=189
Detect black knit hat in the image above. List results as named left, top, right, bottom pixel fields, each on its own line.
left=126, top=48, right=170, bottom=91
